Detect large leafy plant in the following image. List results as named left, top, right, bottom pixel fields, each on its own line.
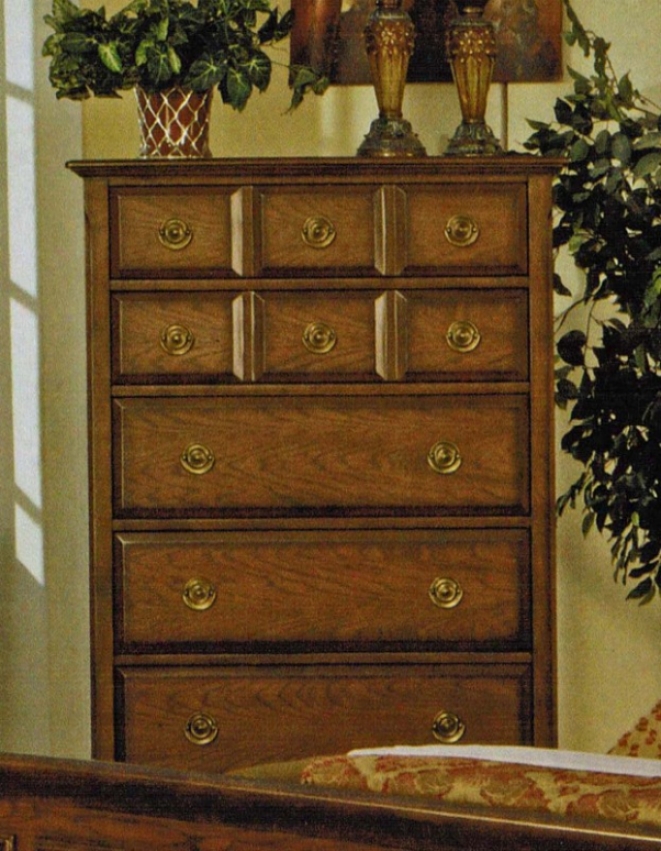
left=43, top=0, right=327, bottom=110
left=524, top=0, right=661, bottom=602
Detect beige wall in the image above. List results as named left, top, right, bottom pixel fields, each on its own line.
left=3, top=0, right=660, bottom=758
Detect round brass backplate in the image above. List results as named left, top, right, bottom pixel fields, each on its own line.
left=444, top=214, right=479, bottom=247
left=180, top=443, right=215, bottom=475
left=184, top=712, right=219, bottom=746
left=429, top=577, right=464, bottom=609
left=160, top=323, right=195, bottom=356
left=431, top=710, right=466, bottom=744
left=427, top=441, right=462, bottom=475
left=301, top=215, right=337, bottom=249
left=183, top=577, right=217, bottom=611
left=158, top=217, right=193, bottom=251
left=446, top=320, right=481, bottom=354
left=302, top=321, right=337, bottom=354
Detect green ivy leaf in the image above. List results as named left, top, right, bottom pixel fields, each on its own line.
left=612, top=132, right=632, bottom=164
left=98, top=41, right=122, bottom=73
left=633, top=151, right=661, bottom=180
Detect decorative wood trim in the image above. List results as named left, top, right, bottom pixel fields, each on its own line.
left=375, top=290, right=408, bottom=381
left=232, top=291, right=265, bottom=382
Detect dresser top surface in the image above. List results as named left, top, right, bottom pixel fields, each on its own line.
left=67, top=154, right=564, bottom=181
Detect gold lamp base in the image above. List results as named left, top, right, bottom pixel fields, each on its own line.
left=445, top=0, right=503, bottom=157
left=357, top=0, right=426, bottom=158
left=357, top=117, right=427, bottom=158
left=446, top=120, right=502, bottom=157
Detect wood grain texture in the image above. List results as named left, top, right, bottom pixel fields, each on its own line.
left=112, top=394, right=530, bottom=516
left=4, top=751, right=660, bottom=851
left=116, top=529, right=531, bottom=650
left=118, top=663, right=532, bottom=769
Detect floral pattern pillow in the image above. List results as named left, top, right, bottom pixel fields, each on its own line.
left=299, top=754, right=661, bottom=827
left=609, top=700, right=661, bottom=759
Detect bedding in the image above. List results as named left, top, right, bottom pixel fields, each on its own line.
left=295, top=746, right=661, bottom=829
left=610, top=699, right=661, bottom=759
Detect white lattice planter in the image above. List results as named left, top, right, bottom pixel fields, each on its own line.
left=135, top=87, right=213, bottom=158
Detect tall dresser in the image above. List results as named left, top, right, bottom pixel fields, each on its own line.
left=69, top=157, right=558, bottom=771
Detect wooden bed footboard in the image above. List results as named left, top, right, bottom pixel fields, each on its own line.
left=1, top=752, right=660, bottom=851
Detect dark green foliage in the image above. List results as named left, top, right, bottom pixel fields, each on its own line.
left=524, top=0, right=661, bottom=603
left=42, top=0, right=328, bottom=110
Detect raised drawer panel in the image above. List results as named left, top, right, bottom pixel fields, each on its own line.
left=404, top=184, right=528, bottom=275
left=112, top=395, right=530, bottom=517
left=112, top=293, right=235, bottom=381
left=118, top=664, right=533, bottom=771
left=261, top=291, right=375, bottom=379
left=405, top=289, right=528, bottom=381
left=116, top=529, right=531, bottom=651
left=111, top=188, right=235, bottom=278
left=258, top=186, right=380, bottom=276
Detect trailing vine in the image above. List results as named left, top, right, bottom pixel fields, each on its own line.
left=524, top=0, right=661, bottom=602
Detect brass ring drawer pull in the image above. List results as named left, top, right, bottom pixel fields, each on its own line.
left=160, top=323, right=195, bottom=356
left=446, top=320, right=481, bottom=353
left=302, top=321, right=337, bottom=354
left=183, top=577, right=217, bottom=611
left=427, top=441, right=462, bottom=475
left=302, top=215, right=337, bottom=249
left=184, top=712, right=219, bottom=746
left=158, top=217, right=193, bottom=251
left=445, top=214, right=479, bottom=247
left=429, top=577, right=463, bottom=609
left=181, top=443, right=215, bottom=475
left=432, top=710, right=466, bottom=744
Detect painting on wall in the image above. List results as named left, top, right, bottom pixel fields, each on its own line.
left=290, top=0, right=563, bottom=85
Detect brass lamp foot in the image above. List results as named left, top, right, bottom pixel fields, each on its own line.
left=357, top=116, right=427, bottom=157
left=445, top=120, right=503, bottom=157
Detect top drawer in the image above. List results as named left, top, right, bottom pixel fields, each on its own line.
left=111, top=187, right=236, bottom=278
left=110, top=183, right=528, bottom=279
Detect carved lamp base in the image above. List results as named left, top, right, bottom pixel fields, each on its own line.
left=446, top=120, right=502, bottom=156
left=357, top=117, right=427, bottom=158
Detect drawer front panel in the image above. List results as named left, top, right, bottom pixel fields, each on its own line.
left=113, top=395, right=530, bottom=517
left=258, top=187, right=379, bottom=275
left=111, top=188, right=235, bottom=277
left=118, top=664, right=532, bottom=771
left=405, top=289, right=528, bottom=381
left=262, top=291, right=376, bottom=379
left=112, top=293, right=235, bottom=381
left=112, top=289, right=528, bottom=383
left=405, top=184, right=528, bottom=275
left=116, top=529, right=531, bottom=651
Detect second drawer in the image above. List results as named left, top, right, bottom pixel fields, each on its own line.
left=116, top=529, right=531, bottom=652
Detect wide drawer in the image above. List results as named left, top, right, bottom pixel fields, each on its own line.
left=110, top=187, right=236, bottom=278
left=112, top=395, right=530, bottom=517
left=116, top=529, right=531, bottom=652
left=112, top=289, right=529, bottom=384
left=117, top=664, right=533, bottom=771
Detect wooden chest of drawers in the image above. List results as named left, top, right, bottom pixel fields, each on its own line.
left=70, top=157, right=557, bottom=771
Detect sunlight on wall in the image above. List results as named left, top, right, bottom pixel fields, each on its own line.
left=4, top=7, right=43, bottom=580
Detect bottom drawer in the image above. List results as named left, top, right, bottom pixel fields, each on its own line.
left=117, top=664, right=532, bottom=771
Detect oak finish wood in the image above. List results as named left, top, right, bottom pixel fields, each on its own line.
left=69, top=156, right=558, bottom=770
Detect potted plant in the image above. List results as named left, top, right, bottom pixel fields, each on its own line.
left=524, top=0, right=661, bottom=602
left=42, top=0, right=328, bottom=157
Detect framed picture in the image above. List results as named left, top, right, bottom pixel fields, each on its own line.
left=290, top=0, right=563, bottom=85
